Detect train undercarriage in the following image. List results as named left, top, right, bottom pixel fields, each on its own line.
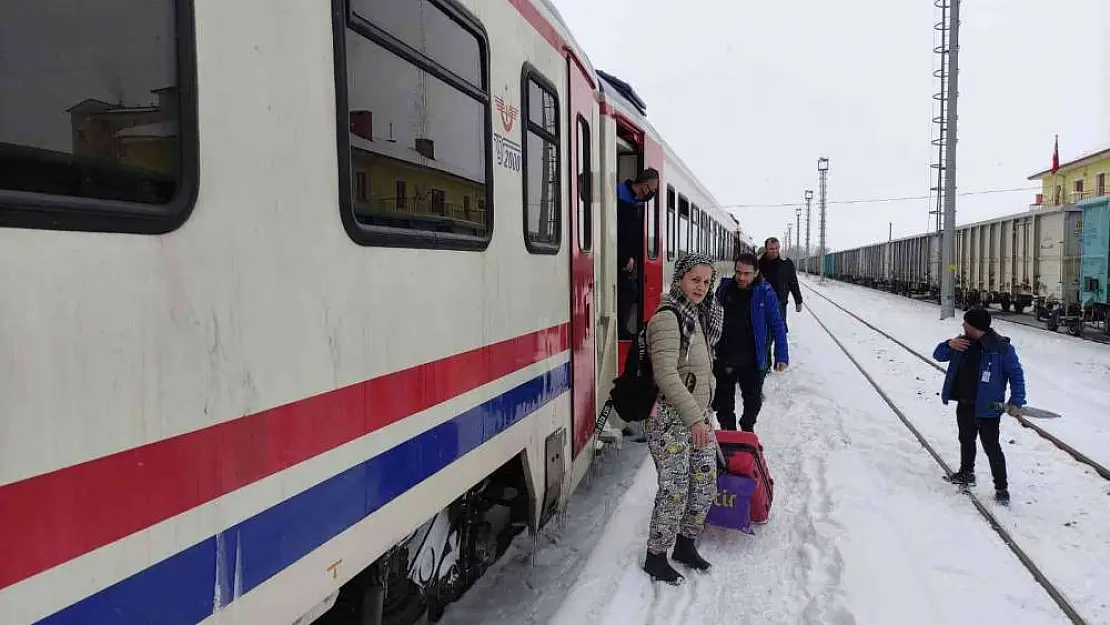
left=314, top=457, right=535, bottom=625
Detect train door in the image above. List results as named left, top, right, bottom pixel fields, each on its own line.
left=567, top=52, right=597, bottom=459
left=641, top=137, right=664, bottom=321
left=613, top=117, right=664, bottom=346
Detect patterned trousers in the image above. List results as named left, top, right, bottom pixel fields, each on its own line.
left=646, top=403, right=718, bottom=554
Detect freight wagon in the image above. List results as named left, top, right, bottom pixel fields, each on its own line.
left=814, top=203, right=1109, bottom=335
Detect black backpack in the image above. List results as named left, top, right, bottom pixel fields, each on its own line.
left=594, top=306, right=681, bottom=434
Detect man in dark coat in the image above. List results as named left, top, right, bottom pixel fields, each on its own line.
left=616, top=168, right=659, bottom=339
left=712, top=253, right=789, bottom=432
left=933, top=307, right=1026, bottom=505
left=758, top=237, right=803, bottom=332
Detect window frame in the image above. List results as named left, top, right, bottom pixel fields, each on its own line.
left=521, top=64, right=562, bottom=255
left=647, top=190, right=659, bottom=260
left=0, top=0, right=199, bottom=235
left=678, top=194, right=690, bottom=254
left=666, top=185, right=676, bottom=260
left=332, top=0, right=494, bottom=251
left=575, top=114, right=592, bottom=252
left=691, top=205, right=700, bottom=252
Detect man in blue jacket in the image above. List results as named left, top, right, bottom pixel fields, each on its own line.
left=933, top=307, right=1026, bottom=505
left=712, top=252, right=789, bottom=432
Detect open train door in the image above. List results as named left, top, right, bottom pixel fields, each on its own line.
left=610, top=112, right=664, bottom=377
left=566, top=50, right=598, bottom=459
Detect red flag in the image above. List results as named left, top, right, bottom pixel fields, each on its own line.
left=1051, top=135, right=1060, bottom=174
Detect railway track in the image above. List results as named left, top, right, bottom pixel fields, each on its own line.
left=801, top=289, right=1093, bottom=625
left=802, top=283, right=1110, bottom=483
left=812, top=276, right=1110, bottom=346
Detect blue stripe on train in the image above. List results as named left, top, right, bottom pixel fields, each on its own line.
left=41, top=362, right=571, bottom=624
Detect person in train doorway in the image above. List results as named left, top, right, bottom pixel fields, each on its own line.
left=758, top=236, right=803, bottom=333
left=711, top=252, right=789, bottom=433
left=933, top=307, right=1026, bottom=505
left=617, top=167, right=659, bottom=340
left=642, top=252, right=723, bottom=585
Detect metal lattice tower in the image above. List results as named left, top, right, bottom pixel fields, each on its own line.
left=931, top=0, right=960, bottom=318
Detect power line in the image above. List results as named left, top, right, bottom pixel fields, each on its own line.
left=719, top=186, right=1038, bottom=210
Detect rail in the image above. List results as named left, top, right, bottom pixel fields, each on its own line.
left=801, top=283, right=1110, bottom=482
left=804, top=296, right=1089, bottom=625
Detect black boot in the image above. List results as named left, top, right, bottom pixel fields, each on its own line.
left=995, top=489, right=1010, bottom=505
left=943, top=470, right=976, bottom=486
left=643, top=550, right=684, bottom=585
left=672, top=534, right=712, bottom=571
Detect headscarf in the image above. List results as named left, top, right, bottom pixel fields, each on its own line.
left=658, top=252, right=725, bottom=354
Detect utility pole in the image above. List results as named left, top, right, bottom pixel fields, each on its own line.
left=817, top=158, right=829, bottom=283
left=785, top=223, right=793, bottom=258
left=795, top=206, right=802, bottom=262
left=932, top=0, right=961, bottom=318
left=939, top=0, right=960, bottom=319
left=804, top=189, right=813, bottom=273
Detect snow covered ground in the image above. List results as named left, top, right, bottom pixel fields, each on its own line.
left=802, top=280, right=1110, bottom=624
left=437, top=303, right=1095, bottom=625
left=803, top=277, right=1110, bottom=472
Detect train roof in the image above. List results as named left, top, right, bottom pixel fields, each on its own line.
left=528, top=0, right=748, bottom=241
left=595, top=70, right=741, bottom=237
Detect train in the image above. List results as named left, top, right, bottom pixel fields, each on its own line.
left=809, top=197, right=1110, bottom=337
left=0, top=1, right=754, bottom=624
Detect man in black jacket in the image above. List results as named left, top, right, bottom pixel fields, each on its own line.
left=758, top=237, right=803, bottom=332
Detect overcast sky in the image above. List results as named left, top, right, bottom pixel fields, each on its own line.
left=551, top=0, right=1108, bottom=252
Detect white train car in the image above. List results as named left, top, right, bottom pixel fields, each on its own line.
left=0, top=1, right=747, bottom=624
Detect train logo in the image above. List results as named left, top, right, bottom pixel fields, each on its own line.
left=494, top=92, right=518, bottom=133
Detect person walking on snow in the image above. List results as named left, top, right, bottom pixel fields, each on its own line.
left=712, top=253, right=789, bottom=432
left=933, top=307, right=1026, bottom=505
left=642, top=252, right=724, bottom=585
left=757, top=237, right=803, bottom=333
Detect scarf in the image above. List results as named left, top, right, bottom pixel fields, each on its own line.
left=658, top=252, right=725, bottom=355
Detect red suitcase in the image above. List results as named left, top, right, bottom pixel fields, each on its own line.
left=715, top=430, right=775, bottom=524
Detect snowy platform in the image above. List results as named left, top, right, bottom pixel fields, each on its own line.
left=436, top=277, right=1110, bottom=625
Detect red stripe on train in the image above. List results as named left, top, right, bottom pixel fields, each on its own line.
left=0, top=323, right=571, bottom=591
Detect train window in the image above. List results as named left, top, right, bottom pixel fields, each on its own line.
left=647, top=190, right=659, bottom=259
left=522, top=69, right=561, bottom=253
left=678, top=194, right=689, bottom=254
left=691, top=206, right=700, bottom=253
left=0, top=1, right=198, bottom=234
left=337, top=0, right=492, bottom=250
left=576, top=115, right=591, bottom=251
left=666, top=186, right=676, bottom=260
left=351, top=0, right=482, bottom=88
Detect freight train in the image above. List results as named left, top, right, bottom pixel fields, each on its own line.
left=809, top=198, right=1110, bottom=337
left=0, top=1, right=753, bottom=624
